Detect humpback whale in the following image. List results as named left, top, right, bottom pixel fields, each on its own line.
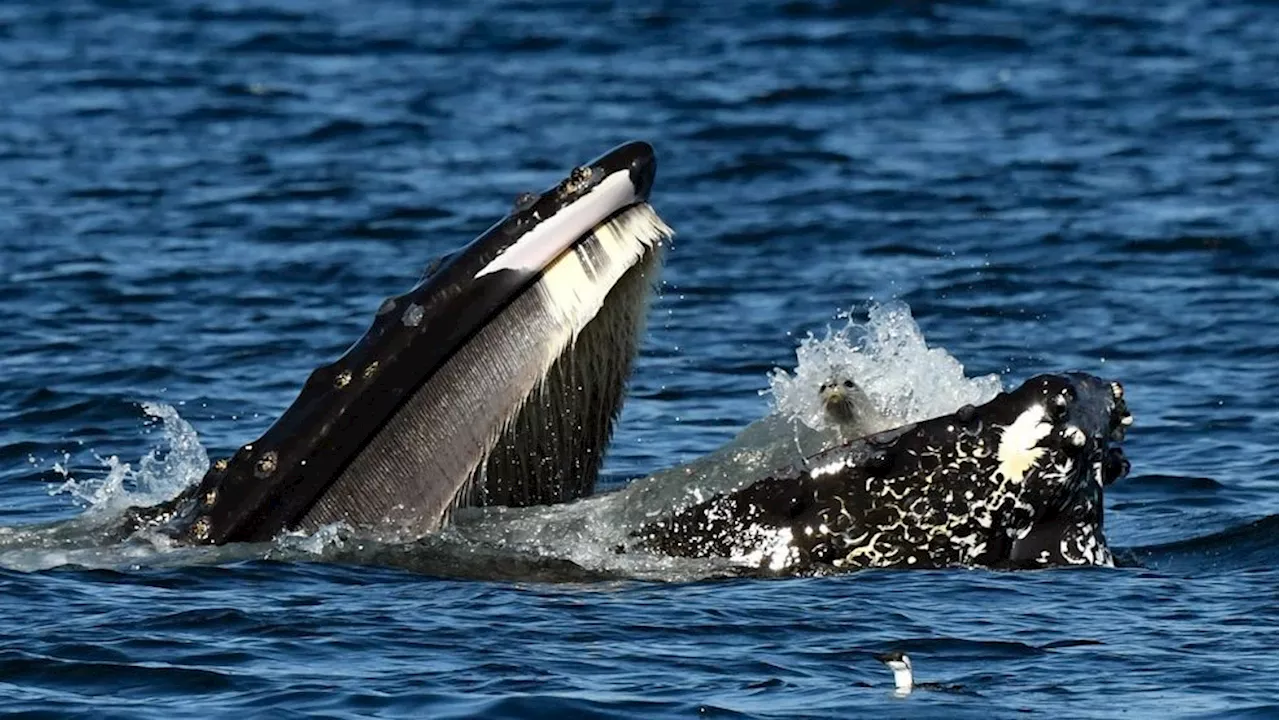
left=110, top=141, right=1134, bottom=577
left=126, top=142, right=673, bottom=545
left=631, top=373, right=1131, bottom=572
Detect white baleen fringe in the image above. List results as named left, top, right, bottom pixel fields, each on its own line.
left=459, top=202, right=672, bottom=512
left=538, top=202, right=673, bottom=339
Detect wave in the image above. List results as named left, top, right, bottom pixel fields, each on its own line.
left=1115, top=514, right=1278, bottom=575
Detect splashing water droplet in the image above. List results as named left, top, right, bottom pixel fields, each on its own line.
left=765, top=301, right=1003, bottom=432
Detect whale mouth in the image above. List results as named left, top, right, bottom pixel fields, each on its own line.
left=632, top=372, right=1132, bottom=572
left=138, top=142, right=673, bottom=545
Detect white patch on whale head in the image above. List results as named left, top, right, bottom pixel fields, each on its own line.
left=995, top=404, right=1052, bottom=482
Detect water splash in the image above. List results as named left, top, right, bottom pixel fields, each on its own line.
left=50, top=402, right=208, bottom=515
left=766, top=301, right=1003, bottom=432
left=441, top=301, right=1010, bottom=581
left=273, top=522, right=352, bottom=557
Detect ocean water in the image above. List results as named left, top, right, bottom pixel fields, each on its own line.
left=0, top=0, right=1276, bottom=717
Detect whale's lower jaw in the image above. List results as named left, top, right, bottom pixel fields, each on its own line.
left=298, top=210, right=668, bottom=540
left=116, top=142, right=674, bottom=546
left=631, top=372, right=1132, bottom=574
left=459, top=241, right=663, bottom=513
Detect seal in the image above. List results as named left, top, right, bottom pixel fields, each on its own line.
left=818, top=376, right=885, bottom=440
left=631, top=372, right=1132, bottom=572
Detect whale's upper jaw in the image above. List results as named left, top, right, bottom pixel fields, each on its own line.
left=138, top=142, right=670, bottom=546
left=632, top=372, right=1132, bottom=573
left=428, top=140, right=657, bottom=285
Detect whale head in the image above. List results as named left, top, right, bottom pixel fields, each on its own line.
left=633, top=372, right=1132, bottom=572
left=149, top=142, right=673, bottom=544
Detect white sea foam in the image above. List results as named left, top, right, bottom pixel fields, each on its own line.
left=273, top=522, right=352, bottom=556
left=766, top=301, right=1003, bottom=432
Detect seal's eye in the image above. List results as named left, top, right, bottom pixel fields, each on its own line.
left=843, top=380, right=854, bottom=388
left=819, top=383, right=830, bottom=392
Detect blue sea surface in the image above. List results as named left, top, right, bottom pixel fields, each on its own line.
left=0, top=0, right=1276, bottom=717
